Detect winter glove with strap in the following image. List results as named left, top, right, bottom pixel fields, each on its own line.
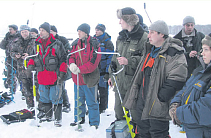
left=69, top=63, right=80, bottom=75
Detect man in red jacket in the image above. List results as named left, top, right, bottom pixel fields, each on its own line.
left=27, top=22, right=67, bottom=127
left=69, top=23, right=101, bottom=129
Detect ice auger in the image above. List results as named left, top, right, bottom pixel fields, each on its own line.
left=95, top=50, right=135, bottom=138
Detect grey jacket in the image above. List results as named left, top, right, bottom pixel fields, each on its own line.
left=123, top=37, right=188, bottom=121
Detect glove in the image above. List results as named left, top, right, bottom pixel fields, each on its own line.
left=103, top=73, right=109, bottom=81
left=57, top=72, right=66, bottom=84
left=69, top=63, right=80, bottom=75
left=110, top=61, right=117, bottom=73
left=169, top=103, right=182, bottom=126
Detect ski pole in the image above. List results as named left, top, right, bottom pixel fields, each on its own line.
left=24, top=45, right=40, bottom=69
left=32, top=71, right=40, bottom=127
left=144, top=3, right=152, bottom=24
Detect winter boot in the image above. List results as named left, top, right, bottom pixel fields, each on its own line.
left=54, top=104, right=62, bottom=127
left=62, top=103, right=71, bottom=113
left=37, top=102, right=52, bottom=122
left=62, top=89, right=71, bottom=113
left=70, top=117, right=85, bottom=126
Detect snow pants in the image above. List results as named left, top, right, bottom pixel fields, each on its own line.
left=74, top=84, right=100, bottom=126
left=39, top=84, right=63, bottom=105
left=98, top=84, right=108, bottom=111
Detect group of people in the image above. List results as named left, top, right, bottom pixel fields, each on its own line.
left=0, top=6, right=211, bottom=138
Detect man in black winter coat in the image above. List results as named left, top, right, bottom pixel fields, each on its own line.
left=174, top=16, right=205, bottom=79
left=50, top=25, right=71, bottom=113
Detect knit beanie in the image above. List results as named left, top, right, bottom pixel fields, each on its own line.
left=149, top=20, right=169, bottom=35
left=77, top=23, right=90, bottom=35
left=51, top=25, right=57, bottom=33
left=95, top=24, right=106, bottom=32
left=183, top=16, right=195, bottom=25
left=136, top=14, right=143, bottom=26
left=117, top=7, right=139, bottom=26
left=20, top=25, right=30, bottom=32
left=8, top=24, right=18, bottom=31
left=202, top=35, right=211, bottom=47
left=39, top=22, right=50, bottom=34
left=30, top=28, right=38, bottom=34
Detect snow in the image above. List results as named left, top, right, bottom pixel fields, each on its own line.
left=0, top=49, right=186, bottom=138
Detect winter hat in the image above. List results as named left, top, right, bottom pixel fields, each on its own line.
left=183, top=16, right=195, bottom=25
left=30, top=28, right=38, bottom=34
left=202, top=35, right=211, bottom=47
left=77, top=23, right=90, bottom=35
left=117, top=7, right=139, bottom=26
left=20, top=25, right=30, bottom=32
left=136, top=14, right=143, bottom=26
left=39, top=22, right=51, bottom=34
left=51, top=25, right=57, bottom=33
left=149, top=20, right=169, bottom=35
left=8, top=24, right=18, bottom=31
left=95, top=24, right=106, bottom=32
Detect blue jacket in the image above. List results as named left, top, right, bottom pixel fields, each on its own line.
left=170, top=60, right=211, bottom=137
left=94, top=33, right=114, bottom=87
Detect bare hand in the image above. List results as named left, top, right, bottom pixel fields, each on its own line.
left=21, top=53, right=28, bottom=59
left=108, top=78, right=113, bottom=87
left=117, top=57, right=128, bottom=65
left=189, top=51, right=197, bottom=58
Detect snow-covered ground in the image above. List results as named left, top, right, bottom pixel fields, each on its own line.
left=0, top=49, right=186, bottom=138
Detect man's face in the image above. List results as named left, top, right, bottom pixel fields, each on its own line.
left=184, top=23, right=195, bottom=35
left=201, top=44, right=211, bottom=64
left=9, top=27, right=16, bottom=35
left=30, top=32, right=38, bottom=37
left=39, top=28, right=49, bottom=39
left=148, top=30, right=164, bottom=47
left=21, top=30, right=30, bottom=40
left=119, top=18, right=129, bottom=30
left=78, top=30, right=87, bottom=40
left=95, top=29, right=103, bottom=37
left=50, top=30, right=57, bottom=37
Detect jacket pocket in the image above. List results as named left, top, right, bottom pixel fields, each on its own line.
left=149, top=97, right=169, bottom=118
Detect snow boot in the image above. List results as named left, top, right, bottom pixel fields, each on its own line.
left=54, top=104, right=62, bottom=127
left=37, top=102, right=52, bottom=122
left=70, top=117, right=85, bottom=126
left=62, top=103, right=71, bottom=113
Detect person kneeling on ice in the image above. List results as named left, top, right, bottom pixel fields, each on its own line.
left=170, top=34, right=211, bottom=138
left=27, top=22, right=67, bottom=127
left=68, top=23, right=101, bottom=129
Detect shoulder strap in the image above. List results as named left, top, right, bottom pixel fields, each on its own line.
left=78, top=45, right=83, bottom=65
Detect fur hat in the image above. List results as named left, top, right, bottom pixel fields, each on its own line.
left=149, top=20, right=169, bottom=35
left=202, top=35, right=211, bottom=47
left=77, top=23, right=90, bottom=35
left=183, top=16, right=195, bottom=25
left=20, top=25, right=30, bottom=32
left=117, top=7, right=139, bottom=26
left=39, top=22, right=51, bottom=34
left=30, top=28, right=38, bottom=34
left=51, top=25, right=57, bottom=33
left=8, top=24, right=18, bottom=31
left=95, top=24, right=106, bottom=32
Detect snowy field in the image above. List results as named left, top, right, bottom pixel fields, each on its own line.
left=0, top=49, right=186, bottom=138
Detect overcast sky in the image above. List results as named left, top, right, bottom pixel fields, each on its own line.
left=0, top=0, right=210, bottom=40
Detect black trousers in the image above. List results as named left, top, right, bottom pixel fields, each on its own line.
left=98, top=85, right=108, bottom=111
